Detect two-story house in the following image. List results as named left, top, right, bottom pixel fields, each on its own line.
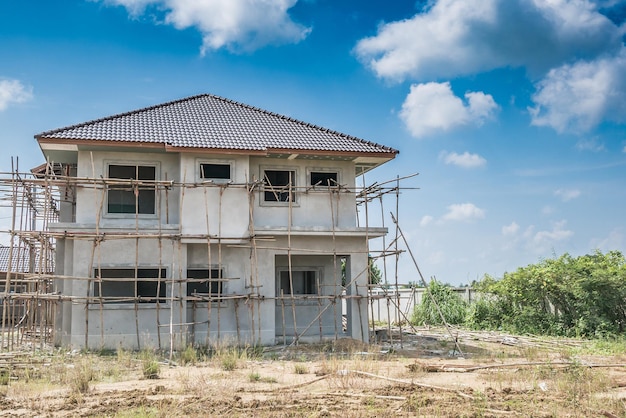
left=36, top=94, right=398, bottom=350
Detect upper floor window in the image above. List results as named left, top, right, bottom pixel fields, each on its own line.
left=107, top=164, right=156, bottom=215
left=200, top=163, right=231, bottom=181
left=310, top=171, right=338, bottom=187
left=263, top=169, right=296, bottom=202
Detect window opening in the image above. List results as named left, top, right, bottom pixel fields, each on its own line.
left=200, top=163, right=231, bottom=180
left=264, top=170, right=295, bottom=202
left=94, top=268, right=166, bottom=303
left=186, top=268, right=224, bottom=296
left=310, top=172, right=338, bottom=187
left=107, top=164, right=156, bottom=214
left=278, top=270, right=317, bottom=295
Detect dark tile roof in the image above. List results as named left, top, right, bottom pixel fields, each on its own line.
left=36, top=94, right=398, bottom=156
left=0, top=245, right=53, bottom=274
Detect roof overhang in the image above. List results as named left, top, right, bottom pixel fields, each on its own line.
left=36, top=137, right=398, bottom=173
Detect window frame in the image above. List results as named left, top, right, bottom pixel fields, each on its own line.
left=104, top=161, right=159, bottom=218
left=276, top=267, right=321, bottom=297
left=197, top=159, right=234, bottom=183
left=261, top=167, right=298, bottom=206
left=92, top=267, right=167, bottom=305
left=307, top=168, right=341, bottom=189
left=186, top=267, right=225, bottom=300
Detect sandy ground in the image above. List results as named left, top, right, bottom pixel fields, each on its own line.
left=0, top=330, right=625, bottom=417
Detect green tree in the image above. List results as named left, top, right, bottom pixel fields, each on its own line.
left=472, top=250, right=626, bottom=337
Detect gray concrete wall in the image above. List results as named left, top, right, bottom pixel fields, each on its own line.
left=250, top=157, right=357, bottom=229
left=369, top=287, right=480, bottom=324
left=55, top=150, right=374, bottom=349
left=75, top=150, right=180, bottom=226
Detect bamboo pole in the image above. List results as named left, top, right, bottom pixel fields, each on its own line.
left=203, top=181, right=212, bottom=347
left=287, top=172, right=297, bottom=343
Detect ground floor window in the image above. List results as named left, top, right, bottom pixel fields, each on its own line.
left=94, top=268, right=166, bottom=303
left=186, top=268, right=224, bottom=296
left=277, top=269, right=318, bottom=295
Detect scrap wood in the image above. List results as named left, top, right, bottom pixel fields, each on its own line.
left=346, top=370, right=474, bottom=400
left=409, top=361, right=626, bottom=373
left=327, top=392, right=406, bottom=401
left=244, top=374, right=330, bottom=393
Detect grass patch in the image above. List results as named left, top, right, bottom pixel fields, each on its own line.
left=140, top=350, right=160, bottom=379
left=70, top=359, right=95, bottom=394
left=294, top=364, right=308, bottom=374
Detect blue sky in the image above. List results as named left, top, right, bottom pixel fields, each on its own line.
left=1, top=0, right=625, bottom=285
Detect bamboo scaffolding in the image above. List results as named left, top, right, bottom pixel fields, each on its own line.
left=0, top=160, right=417, bottom=353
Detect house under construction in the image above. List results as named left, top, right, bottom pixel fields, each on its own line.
left=0, top=94, right=413, bottom=352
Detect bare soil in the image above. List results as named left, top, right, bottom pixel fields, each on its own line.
left=1, top=329, right=625, bottom=417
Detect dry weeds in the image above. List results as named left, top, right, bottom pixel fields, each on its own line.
left=0, top=331, right=624, bottom=417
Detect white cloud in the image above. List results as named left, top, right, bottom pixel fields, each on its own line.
left=529, top=49, right=626, bottom=132
left=576, top=137, right=606, bottom=152
left=101, top=0, right=310, bottom=52
left=589, top=227, right=624, bottom=251
left=354, top=0, right=621, bottom=82
left=502, top=221, right=519, bottom=236
left=440, top=151, right=487, bottom=168
left=542, top=205, right=555, bottom=215
left=554, top=188, right=581, bottom=201
left=0, top=79, right=33, bottom=111
left=399, top=82, right=498, bottom=138
left=442, top=203, right=485, bottom=222
left=533, top=220, right=574, bottom=245
left=420, top=215, right=434, bottom=227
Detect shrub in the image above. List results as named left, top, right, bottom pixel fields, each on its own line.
left=411, top=279, right=467, bottom=326
left=141, top=351, right=160, bottom=379
left=71, top=360, right=95, bottom=394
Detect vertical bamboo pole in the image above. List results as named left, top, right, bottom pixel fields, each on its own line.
left=328, top=186, right=339, bottom=341
left=203, top=183, right=213, bottom=347
left=134, top=175, right=141, bottom=350
left=156, top=180, right=164, bottom=350
left=247, top=177, right=261, bottom=345
left=96, top=183, right=106, bottom=349
left=234, top=299, right=241, bottom=346
left=394, top=176, right=403, bottom=348
left=280, top=288, right=286, bottom=345
left=378, top=194, right=393, bottom=347
left=287, top=173, right=297, bottom=343
left=2, top=158, right=18, bottom=351
left=216, top=186, right=224, bottom=341
left=361, top=173, right=369, bottom=343
left=171, top=169, right=187, bottom=359
left=85, top=152, right=100, bottom=350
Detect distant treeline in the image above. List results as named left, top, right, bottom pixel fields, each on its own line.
left=411, top=250, right=626, bottom=338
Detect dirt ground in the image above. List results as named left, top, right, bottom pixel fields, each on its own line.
left=1, top=329, right=625, bottom=417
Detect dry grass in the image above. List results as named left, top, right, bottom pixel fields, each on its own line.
left=0, top=335, right=624, bottom=417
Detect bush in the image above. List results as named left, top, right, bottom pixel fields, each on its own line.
left=472, top=251, right=626, bottom=337
left=141, top=351, right=160, bottom=379
left=411, top=279, right=467, bottom=326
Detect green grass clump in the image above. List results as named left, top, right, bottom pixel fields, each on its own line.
left=140, top=351, right=160, bottom=379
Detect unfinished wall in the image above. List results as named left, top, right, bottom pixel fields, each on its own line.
left=1, top=159, right=409, bottom=352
